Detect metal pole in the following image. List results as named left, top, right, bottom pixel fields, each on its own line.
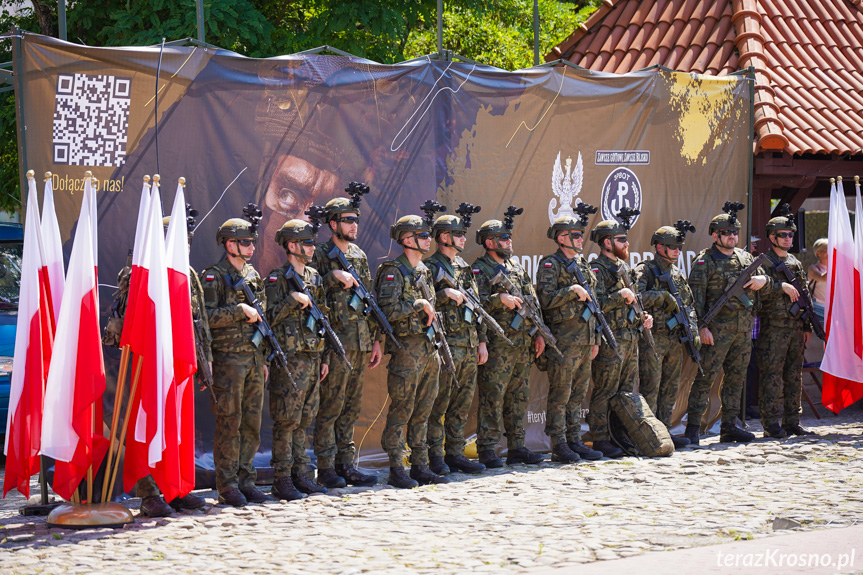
left=533, top=0, right=540, bottom=66
left=437, top=0, right=443, bottom=56
left=13, top=27, right=27, bottom=195
left=58, top=0, right=67, bottom=41
left=196, top=0, right=205, bottom=43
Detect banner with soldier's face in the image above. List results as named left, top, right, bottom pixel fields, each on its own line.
left=16, top=33, right=750, bottom=471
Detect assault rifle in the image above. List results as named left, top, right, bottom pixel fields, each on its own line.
left=326, top=245, right=402, bottom=350
left=193, top=318, right=216, bottom=401
left=488, top=265, right=564, bottom=358
left=432, top=265, right=514, bottom=346
left=229, top=275, right=296, bottom=390
left=284, top=265, right=353, bottom=370
left=656, top=270, right=704, bottom=375
left=617, top=263, right=658, bottom=359
left=560, top=256, right=621, bottom=360
left=700, top=254, right=770, bottom=327
left=414, top=269, right=459, bottom=385
left=774, top=260, right=826, bottom=340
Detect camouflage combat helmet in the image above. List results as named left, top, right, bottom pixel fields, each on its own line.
left=475, top=219, right=508, bottom=246
left=276, top=219, right=317, bottom=248
left=709, top=201, right=744, bottom=234
left=651, top=226, right=683, bottom=247
left=390, top=215, right=429, bottom=242
left=325, top=197, right=360, bottom=222
left=547, top=214, right=585, bottom=240
left=589, top=220, right=625, bottom=244
left=432, top=214, right=466, bottom=238
left=765, top=203, right=796, bottom=234
left=217, top=218, right=257, bottom=245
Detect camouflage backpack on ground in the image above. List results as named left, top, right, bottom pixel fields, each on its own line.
left=608, top=391, right=674, bottom=457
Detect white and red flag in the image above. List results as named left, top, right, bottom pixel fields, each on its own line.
left=40, top=175, right=108, bottom=500
left=2, top=175, right=54, bottom=498
left=151, top=181, right=198, bottom=501
left=122, top=181, right=176, bottom=494
left=119, top=178, right=151, bottom=348
left=41, top=174, right=64, bottom=325
left=821, top=178, right=863, bottom=413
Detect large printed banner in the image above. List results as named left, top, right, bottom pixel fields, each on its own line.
left=16, top=33, right=750, bottom=471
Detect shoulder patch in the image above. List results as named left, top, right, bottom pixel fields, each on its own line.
left=385, top=274, right=395, bottom=281
left=543, top=262, right=553, bottom=268
left=696, top=259, right=705, bottom=265
left=205, top=274, right=215, bottom=281
left=268, top=275, right=278, bottom=282
left=472, top=268, right=480, bottom=274
left=591, top=267, right=599, bottom=273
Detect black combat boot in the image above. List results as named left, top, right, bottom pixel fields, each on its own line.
left=335, top=464, right=378, bottom=487
left=293, top=472, right=328, bottom=494
left=505, top=447, right=544, bottom=465
left=429, top=456, right=451, bottom=476
left=239, top=485, right=269, bottom=503
left=762, top=423, right=788, bottom=439
left=409, top=464, right=450, bottom=485
left=671, top=436, right=690, bottom=449
left=783, top=423, right=815, bottom=436
left=169, top=492, right=206, bottom=511
left=720, top=423, right=755, bottom=443
left=592, top=440, right=624, bottom=459
left=271, top=477, right=305, bottom=501
left=444, top=454, right=486, bottom=474
left=317, top=467, right=347, bottom=489
left=388, top=466, right=419, bottom=489
left=684, top=423, right=700, bottom=446
left=568, top=440, right=603, bottom=461
left=551, top=443, right=581, bottom=464
left=140, top=496, right=174, bottom=517
left=478, top=450, right=504, bottom=469
left=218, top=488, right=248, bottom=507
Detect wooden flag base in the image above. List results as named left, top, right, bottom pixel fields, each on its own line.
left=19, top=501, right=64, bottom=517
left=46, top=503, right=134, bottom=529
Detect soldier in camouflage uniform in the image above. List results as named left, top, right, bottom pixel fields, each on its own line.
left=757, top=213, right=815, bottom=438
left=472, top=215, right=545, bottom=468
left=588, top=219, right=653, bottom=458
left=685, top=206, right=771, bottom=445
left=374, top=215, right=448, bottom=488
left=423, top=213, right=487, bottom=476
left=201, top=217, right=270, bottom=507
left=634, top=224, right=699, bottom=449
left=537, top=214, right=603, bottom=463
left=103, top=217, right=211, bottom=517
left=264, top=220, right=332, bottom=501
left=311, top=197, right=380, bottom=489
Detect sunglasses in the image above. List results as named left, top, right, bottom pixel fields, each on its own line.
left=495, top=234, right=512, bottom=241
left=719, top=229, right=739, bottom=237
left=614, top=235, right=629, bottom=243
left=339, top=216, right=360, bottom=224
left=235, top=238, right=256, bottom=247
left=449, top=231, right=466, bottom=238
left=298, top=239, right=316, bottom=246
left=414, top=232, right=431, bottom=240
left=774, top=231, right=795, bottom=239
left=566, top=232, right=583, bottom=239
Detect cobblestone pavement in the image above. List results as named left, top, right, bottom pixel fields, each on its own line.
left=1, top=410, right=861, bottom=574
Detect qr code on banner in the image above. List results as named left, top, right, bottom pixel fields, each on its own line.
left=52, top=73, right=132, bottom=167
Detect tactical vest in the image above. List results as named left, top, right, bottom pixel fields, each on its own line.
left=425, top=252, right=479, bottom=347
left=539, top=252, right=596, bottom=327
left=692, top=247, right=757, bottom=332
left=759, top=251, right=808, bottom=329
left=375, top=259, right=433, bottom=339
left=265, top=264, right=326, bottom=354
left=592, top=256, right=639, bottom=332
left=202, top=261, right=266, bottom=354
left=637, top=259, right=693, bottom=335
left=472, top=256, right=536, bottom=338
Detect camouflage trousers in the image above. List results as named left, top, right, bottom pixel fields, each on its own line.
left=428, top=344, right=478, bottom=459
left=545, top=343, right=593, bottom=446
left=756, top=324, right=804, bottom=428
left=687, top=326, right=750, bottom=427
left=476, top=343, right=533, bottom=452
left=589, top=336, right=638, bottom=442
left=638, top=331, right=684, bottom=429
left=210, top=353, right=265, bottom=494
left=269, top=352, right=321, bottom=479
left=314, top=349, right=369, bottom=470
left=381, top=337, right=440, bottom=467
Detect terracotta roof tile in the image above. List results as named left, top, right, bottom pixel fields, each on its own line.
left=547, top=0, right=863, bottom=157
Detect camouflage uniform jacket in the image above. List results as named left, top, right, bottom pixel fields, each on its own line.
left=201, top=258, right=267, bottom=359
left=423, top=250, right=483, bottom=348
left=537, top=249, right=598, bottom=346
left=591, top=254, right=643, bottom=340
left=264, top=263, right=328, bottom=354
left=471, top=253, right=539, bottom=348
left=190, top=266, right=214, bottom=363
left=311, top=238, right=378, bottom=351
left=634, top=257, right=698, bottom=338
left=689, top=245, right=771, bottom=333
left=758, top=249, right=813, bottom=331
left=374, top=254, right=436, bottom=354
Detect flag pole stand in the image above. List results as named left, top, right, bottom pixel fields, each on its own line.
left=18, top=457, right=63, bottom=516
left=46, top=502, right=133, bottom=529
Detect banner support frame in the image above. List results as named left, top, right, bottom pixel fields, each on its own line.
left=746, top=65, right=756, bottom=252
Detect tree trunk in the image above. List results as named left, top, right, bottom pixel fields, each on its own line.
left=30, top=0, right=54, bottom=37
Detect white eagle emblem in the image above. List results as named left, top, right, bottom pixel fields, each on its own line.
left=549, top=151, right=583, bottom=225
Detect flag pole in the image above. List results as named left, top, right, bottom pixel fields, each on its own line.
left=108, top=355, right=143, bottom=499
left=87, top=405, right=95, bottom=503
left=101, top=345, right=132, bottom=503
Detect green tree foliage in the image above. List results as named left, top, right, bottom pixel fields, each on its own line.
left=0, top=0, right=599, bottom=214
